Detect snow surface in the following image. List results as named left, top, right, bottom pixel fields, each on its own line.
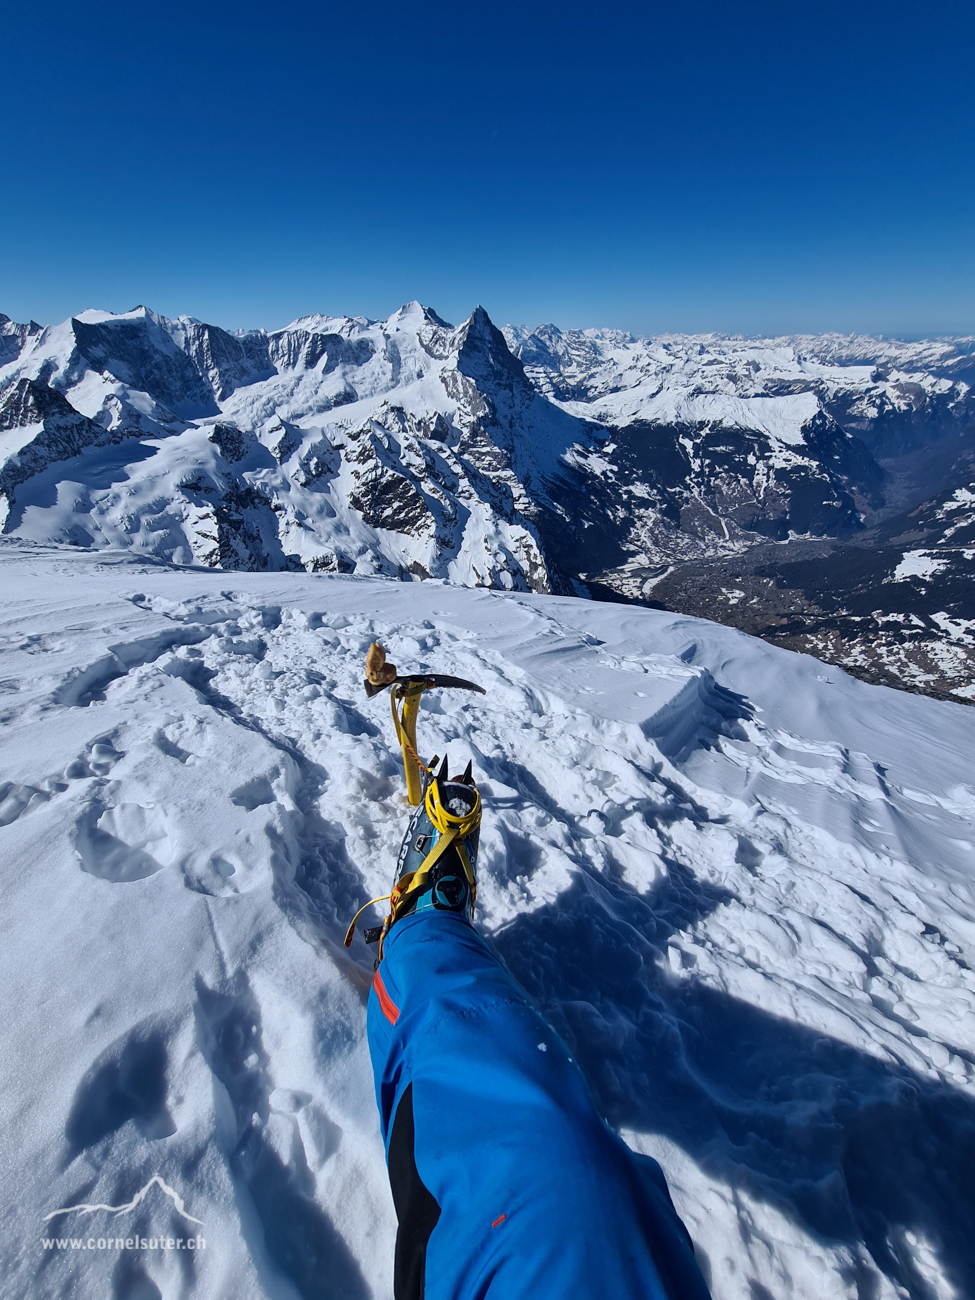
left=3, top=541, right=975, bottom=1300
left=892, top=551, right=951, bottom=583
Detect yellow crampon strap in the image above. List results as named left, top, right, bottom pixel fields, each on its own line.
left=343, top=892, right=392, bottom=947
left=395, top=778, right=481, bottom=908
left=344, top=779, right=481, bottom=951
left=373, top=777, right=482, bottom=959
left=425, top=775, right=481, bottom=855
left=390, top=681, right=433, bottom=806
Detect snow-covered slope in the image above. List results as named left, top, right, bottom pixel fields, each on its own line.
left=503, top=324, right=975, bottom=456
left=3, top=541, right=974, bottom=1300
left=501, top=323, right=975, bottom=588
left=5, top=307, right=973, bottom=589
left=502, top=323, right=975, bottom=700
left=0, top=303, right=912, bottom=591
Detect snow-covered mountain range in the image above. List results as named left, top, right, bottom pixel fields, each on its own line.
left=2, top=304, right=974, bottom=699
left=0, top=303, right=576, bottom=592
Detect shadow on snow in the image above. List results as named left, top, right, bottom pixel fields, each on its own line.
left=493, top=859, right=975, bottom=1300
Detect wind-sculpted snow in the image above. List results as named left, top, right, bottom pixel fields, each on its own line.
left=3, top=541, right=974, bottom=1299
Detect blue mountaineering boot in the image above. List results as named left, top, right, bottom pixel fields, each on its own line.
left=391, top=757, right=480, bottom=927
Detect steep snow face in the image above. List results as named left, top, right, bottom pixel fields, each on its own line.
left=0, top=312, right=43, bottom=365
left=3, top=541, right=974, bottom=1300
left=0, top=379, right=144, bottom=539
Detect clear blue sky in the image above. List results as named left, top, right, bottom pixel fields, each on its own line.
left=2, top=0, right=973, bottom=337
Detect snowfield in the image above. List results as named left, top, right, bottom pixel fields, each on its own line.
left=2, top=540, right=974, bottom=1300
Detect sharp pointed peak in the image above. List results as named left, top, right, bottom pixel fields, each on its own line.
left=455, top=305, right=500, bottom=340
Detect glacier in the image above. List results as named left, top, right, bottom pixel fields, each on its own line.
left=2, top=539, right=974, bottom=1300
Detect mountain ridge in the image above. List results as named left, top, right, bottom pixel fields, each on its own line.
left=1, top=302, right=973, bottom=700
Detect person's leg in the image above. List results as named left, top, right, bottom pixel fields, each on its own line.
left=368, top=910, right=711, bottom=1300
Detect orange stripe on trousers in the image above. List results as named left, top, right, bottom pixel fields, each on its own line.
left=373, top=968, right=400, bottom=1025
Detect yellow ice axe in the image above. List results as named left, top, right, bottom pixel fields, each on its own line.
left=364, top=642, right=485, bottom=806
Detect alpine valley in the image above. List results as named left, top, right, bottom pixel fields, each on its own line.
left=2, top=303, right=974, bottom=701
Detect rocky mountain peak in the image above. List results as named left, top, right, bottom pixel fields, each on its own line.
left=0, top=315, right=43, bottom=366
left=391, top=301, right=453, bottom=331
left=2, top=300, right=974, bottom=699
left=0, top=377, right=80, bottom=430
left=453, top=305, right=530, bottom=394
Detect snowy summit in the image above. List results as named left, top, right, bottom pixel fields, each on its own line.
left=1, top=538, right=974, bottom=1299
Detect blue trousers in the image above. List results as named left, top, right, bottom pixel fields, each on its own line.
left=367, top=911, right=711, bottom=1300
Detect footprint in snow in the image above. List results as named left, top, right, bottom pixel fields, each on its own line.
left=0, top=737, right=124, bottom=827
left=74, top=801, right=173, bottom=883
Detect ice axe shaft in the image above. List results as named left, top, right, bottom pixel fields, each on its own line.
left=363, top=643, right=484, bottom=806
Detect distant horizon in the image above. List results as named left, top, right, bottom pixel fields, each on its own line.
left=3, top=299, right=974, bottom=348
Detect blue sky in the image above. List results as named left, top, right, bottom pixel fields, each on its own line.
left=2, top=0, right=973, bottom=337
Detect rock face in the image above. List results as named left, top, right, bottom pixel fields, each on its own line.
left=504, top=324, right=930, bottom=595
left=505, top=325, right=975, bottom=457
left=0, top=303, right=569, bottom=593
left=0, top=379, right=131, bottom=536
left=0, top=314, right=43, bottom=365
left=1, top=303, right=973, bottom=699
left=500, top=323, right=975, bottom=700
